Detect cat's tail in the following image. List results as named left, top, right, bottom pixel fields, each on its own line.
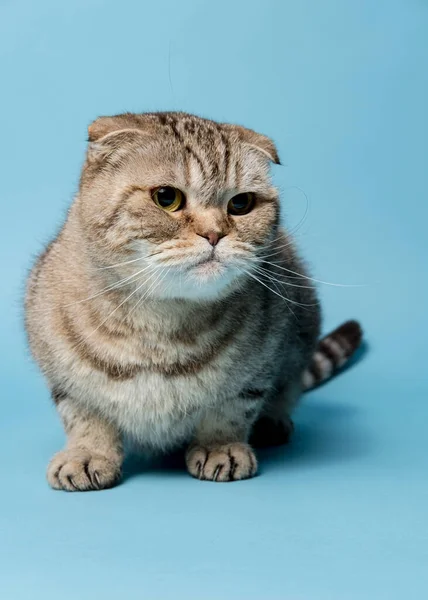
left=302, top=320, right=363, bottom=391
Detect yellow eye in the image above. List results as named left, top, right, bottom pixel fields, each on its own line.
left=152, top=187, right=184, bottom=212
left=227, top=192, right=255, bottom=215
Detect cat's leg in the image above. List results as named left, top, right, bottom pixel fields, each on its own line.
left=186, top=395, right=263, bottom=482
left=250, top=381, right=301, bottom=448
left=47, top=391, right=123, bottom=492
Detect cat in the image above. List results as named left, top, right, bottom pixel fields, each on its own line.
left=25, top=111, right=362, bottom=490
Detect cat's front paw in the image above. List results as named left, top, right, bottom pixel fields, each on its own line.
left=47, top=449, right=121, bottom=491
left=186, top=443, right=257, bottom=482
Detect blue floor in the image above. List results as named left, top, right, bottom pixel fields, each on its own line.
left=1, top=1, right=427, bottom=598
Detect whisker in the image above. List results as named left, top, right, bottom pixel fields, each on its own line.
left=256, top=187, right=309, bottom=261
left=260, top=240, right=296, bottom=259
left=245, top=255, right=302, bottom=279
left=255, top=258, right=366, bottom=288
left=32, top=263, right=156, bottom=312
left=127, top=267, right=168, bottom=317
left=254, top=269, right=293, bottom=309
left=250, top=264, right=315, bottom=290
left=95, top=250, right=161, bottom=270
left=239, top=267, right=298, bottom=319
left=260, top=231, right=311, bottom=259
left=283, top=185, right=310, bottom=237
left=242, top=268, right=318, bottom=309
left=65, top=265, right=155, bottom=306
left=259, top=233, right=301, bottom=259
left=160, top=265, right=176, bottom=299
left=71, top=267, right=159, bottom=350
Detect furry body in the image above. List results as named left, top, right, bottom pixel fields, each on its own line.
left=25, top=112, right=361, bottom=489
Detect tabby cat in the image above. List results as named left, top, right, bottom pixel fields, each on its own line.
left=25, top=112, right=362, bottom=490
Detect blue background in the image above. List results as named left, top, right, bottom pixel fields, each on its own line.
left=1, top=1, right=427, bottom=598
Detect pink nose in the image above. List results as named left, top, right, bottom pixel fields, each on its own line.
left=198, top=231, right=222, bottom=246
left=207, top=232, right=219, bottom=246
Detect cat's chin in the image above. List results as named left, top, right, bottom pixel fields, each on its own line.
left=190, top=258, right=225, bottom=280
left=159, top=261, right=239, bottom=301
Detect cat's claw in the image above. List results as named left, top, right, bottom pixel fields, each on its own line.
left=186, top=442, right=257, bottom=482
left=47, top=449, right=121, bottom=491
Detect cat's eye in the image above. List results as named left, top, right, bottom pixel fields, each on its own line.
left=152, top=187, right=184, bottom=212
left=227, top=192, right=255, bottom=216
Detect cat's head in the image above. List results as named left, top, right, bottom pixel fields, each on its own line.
left=78, top=112, right=280, bottom=300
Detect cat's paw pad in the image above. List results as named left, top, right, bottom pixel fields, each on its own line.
left=47, top=449, right=121, bottom=491
left=186, top=443, right=257, bottom=482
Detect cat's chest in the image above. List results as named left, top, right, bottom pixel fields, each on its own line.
left=123, top=342, right=239, bottom=408
left=89, top=332, right=247, bottom=418
left=125, top=315, right=253, bottom=380
left=73, top=313, right=281, bottom=449
left=78, top=305, right=279, bottom=443
left=119, top=310, right=274, bottom=398
left=87, top=364, right=230, bottom=448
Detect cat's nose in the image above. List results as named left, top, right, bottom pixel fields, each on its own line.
left=198, top=231, right=223, bottom=246
left=207, top=232, right=219, bottom=246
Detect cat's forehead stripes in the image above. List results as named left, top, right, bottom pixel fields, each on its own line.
left=153, top=113, right=234, bottom=190
left=125, top=112, right=266, bottom=199
left=84, top=111, right=277, bottom=207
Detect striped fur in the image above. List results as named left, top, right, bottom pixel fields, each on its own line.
left=24, top=111, right=362, bottom=490
left=302, top=320, right=363, bottom=390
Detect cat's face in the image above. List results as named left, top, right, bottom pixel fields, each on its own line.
left=79, top=112, right=280, bottom=300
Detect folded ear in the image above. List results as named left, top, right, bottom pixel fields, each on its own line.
left=87, top=113, right=147, bottom=142
left=86, top=114, right=151, bottom=163
left=222, top=123, right=280, bottom=165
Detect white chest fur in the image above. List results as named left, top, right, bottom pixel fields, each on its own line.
left=75, top=364, right=231, bottom=450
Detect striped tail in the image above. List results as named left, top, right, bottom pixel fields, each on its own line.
left=302, top=320, right=363, bottom=391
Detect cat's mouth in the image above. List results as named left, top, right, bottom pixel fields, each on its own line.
left=187, top=252, right=226, bottom=281
left=187, top=249, right=221, bottom=269
left=194, top=253, right=219, bottom=267
left=158, top=249, right=241, bottom=298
